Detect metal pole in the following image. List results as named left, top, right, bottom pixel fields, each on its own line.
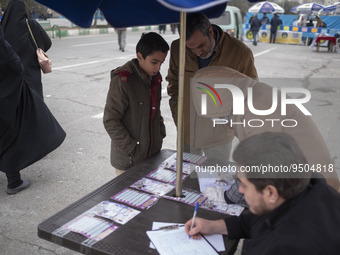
left=175, top=11, right=186, bottom=197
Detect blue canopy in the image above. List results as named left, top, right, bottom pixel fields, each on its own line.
left=291, top=3, right=324, bottom=15
left=35, top=0, right=230, bottom=28
left=323, top=3, right=340, bottom=13
left=248, top=1, right=284, bottom=14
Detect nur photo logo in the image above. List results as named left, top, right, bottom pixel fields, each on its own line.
left=195, top=82, right=312, bottom=128
left=196, top=82, right=223, bottom=115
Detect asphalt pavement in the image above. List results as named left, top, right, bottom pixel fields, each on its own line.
left=1, top=28, right=340, bottom=255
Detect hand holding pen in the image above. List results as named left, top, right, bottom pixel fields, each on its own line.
left=188, top=202, right=199, bottom=239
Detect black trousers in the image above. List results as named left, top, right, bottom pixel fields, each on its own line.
left=270, top=30, right=277, bottom=43
left=5, top=171, right=22, bottom=189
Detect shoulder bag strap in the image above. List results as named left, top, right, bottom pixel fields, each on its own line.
left=26, top=18, right=39, bottom=49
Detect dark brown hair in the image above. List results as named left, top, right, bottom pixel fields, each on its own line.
left=136, top=32, right=169, bottom=59
left=186, top=13, right=211, bottom=40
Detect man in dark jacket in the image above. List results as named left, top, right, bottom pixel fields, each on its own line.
left=270, top=13, right=282, bottom=43
left=185, top=132, right=340, bottom=255
left=260, top=13, right=269, bottom=25
left=250, top=14, right=261, bottom=46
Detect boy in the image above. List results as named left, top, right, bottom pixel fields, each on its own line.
left=103, top=32, right=169, bottom=176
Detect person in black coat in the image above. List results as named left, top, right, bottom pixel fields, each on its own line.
left=260, top=13, right=269, bottom=25
left=185, top=132, right=340, bottom=255
left=0, top=26, right=66, bottom=195
left=270, top=13, right=282, bottom=43
left=1, top=0, right=51, bottom=99
left=250, top=14, right=261, bottom=46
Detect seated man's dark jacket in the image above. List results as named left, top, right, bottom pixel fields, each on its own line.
left=225, top=176, right=340, bottom=255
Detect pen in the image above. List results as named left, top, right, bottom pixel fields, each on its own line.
left=153, top=224, right=184, bottom=231
left=189, top=202, right=199, bottom=239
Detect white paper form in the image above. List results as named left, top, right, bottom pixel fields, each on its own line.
left=147, top=225, right=219, bottom=255
left=149, top=222, right=225, bottom=252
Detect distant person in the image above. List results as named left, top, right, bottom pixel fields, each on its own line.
left=319, top=21, right=327, bottom=28
left=158, top=24, right=166, bottom=34
left=1, top=0, right=52, bottom=99
left=170, top=23, right=179, bottom=34
left=270, top=13, right=282, bottom=43
left=116, top=27, right=127, bottom=52
left=260, top=13, right=269, bottom=25
left=298, top=16, right=306, bottom=27
left=250, top=13, right=261, bottom=46
left=103, top=32, right=169, bottom=176
left=185, top=132, right=340, bottom=255
left=315, top=16, right=325, bottom=28
left=306, top=20, right=314, bottom=27
left=0, top=26, right=66, bottom=195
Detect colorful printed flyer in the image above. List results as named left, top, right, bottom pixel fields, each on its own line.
left=58, top=200, right=141, bottom=241
left=159, top=155, right=196, bottom=175
left=131, top=177, right=174, bottom=196
left=93, top=201, right=141, bottom=225
left=201, top=200, right=244, bottom=216
left=111, top=188, right=159, bottom=210
left=147, top=168, right=188, bottom=184
left=163, top=188, right=206, bottom=206
left=63, top=214, right=118, bottom=241
left=181, top=152, right=207, bottom=165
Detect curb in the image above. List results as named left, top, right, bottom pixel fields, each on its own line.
left=47, top=25, right=159, bottom=38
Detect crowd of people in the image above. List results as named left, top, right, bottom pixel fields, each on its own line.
left=249, top=13, right=328, bottom=46
left=1, top=0, right=340, bottom=253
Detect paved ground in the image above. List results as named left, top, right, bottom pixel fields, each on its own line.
left=1, top=29, right=339, bottom=255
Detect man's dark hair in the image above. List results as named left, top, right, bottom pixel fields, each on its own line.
left=233, top=132, right=311, bottom=199
left=186, top=12, right=211, bottom=40
left=136, top=32, right=169, bottom=59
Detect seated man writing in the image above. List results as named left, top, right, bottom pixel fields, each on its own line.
left=185, top=132, right=340, bottom=255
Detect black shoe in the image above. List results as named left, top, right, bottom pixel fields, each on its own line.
left=121, top=49, right=125, bottom=52
left=7, top=180, right=30, bottom=195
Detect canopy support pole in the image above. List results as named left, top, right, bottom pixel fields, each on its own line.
left=175, top=11, right=186, bottom=197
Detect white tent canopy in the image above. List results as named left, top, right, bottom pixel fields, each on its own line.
left=248, top=1, right=284, bottom=13
left=322, top=2, right=340, bottom=14
left=291, top=2, right=324, bottom=15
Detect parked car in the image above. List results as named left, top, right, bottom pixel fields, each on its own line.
left=210, top=6, right=243, bottom=40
